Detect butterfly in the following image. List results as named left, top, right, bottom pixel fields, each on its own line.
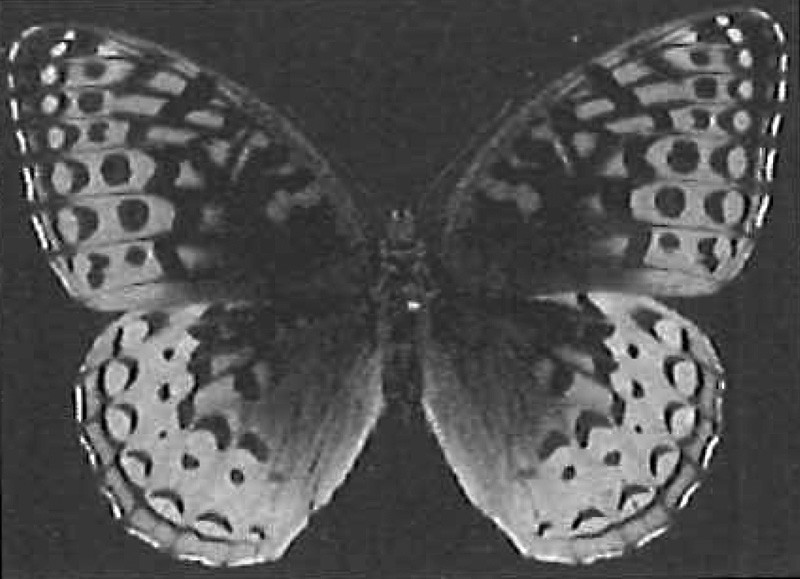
left=3, top=7, right=788, bottom=567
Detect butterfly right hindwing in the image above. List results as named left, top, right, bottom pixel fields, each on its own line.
left=420, top=292, right=724, bottom=564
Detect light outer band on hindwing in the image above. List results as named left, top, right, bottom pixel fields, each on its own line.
left=6, top=24, right=370, bottom=311
left=419, top=292, right=724, bottom=564
left=75, top=301, right=384, bottom=565
left=440, top=8, right=788, bottom=298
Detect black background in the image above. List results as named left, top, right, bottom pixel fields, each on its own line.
left=2, top=0, right=798, bottom=577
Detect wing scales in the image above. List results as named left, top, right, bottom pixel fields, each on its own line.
left=76, top=301, right=384, bottom=565
left=7, top=25, right=367, bottom=311
left=440, top=8, right=787, bottom=298
left=420, top=292, right=723, bottom=564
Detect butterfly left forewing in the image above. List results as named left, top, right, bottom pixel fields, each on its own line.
left=419, top=292, right=723, bottom=564
left=440, top=8, right=788, bottom=298
left=6, top=24, right=368, bottom=311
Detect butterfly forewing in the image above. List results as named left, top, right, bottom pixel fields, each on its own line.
left=76, top=300, right=383, bottom=565
left=420, top=292, right=723, bottom=564
left=6, top=24, right=368, bottom=311
left=440, top=8, right=788, bottom=298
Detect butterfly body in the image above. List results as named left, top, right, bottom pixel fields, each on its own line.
left=4, top=8, right=788, bottom=567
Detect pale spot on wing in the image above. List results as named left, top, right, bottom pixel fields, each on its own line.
left=737, top=80, right=754, bottom=100
left=148, top=493, right=184, bottom=525
left=40, top=64, right=59, bottom=85
left=738, top=49, right=753, bottom=69
left=147, top=71, right=188, bottom=95
left=41, top=93, right=61, bottom=114
left=572, top=132, right=597, bottom=157
left=513, top=184, right=543, bottom=216
left=120, top=451, right=150, bottom=486
left=175, top=160, right=204, bottom=188
left=612, top=61, right=650, bottom=85
left=600, top=151, right=627, bottom=177
left=186, top=110, right=226, bottom=129
left=105, top=405, right=135, bottom=441
left=726, top=27, right=744, bottom=44
left=204, top=139, right=232, bottom=166
left=48, top=126, right=66, bottom=149
left=146, top=126, right=197, bottom=145
left=55, top=207, right=81, bottom=243
left=51, top=162, right=73, bottom=194
left=726, top=146, right=748, bottom=178
left=668, top=406, right=697, bottom=439
left=265, top=190, right=291, bottom=223
left=115, top=94, right=167, bottom=116
left=672, top=361, right=700, bottom=397
left=719, top=190, right=746, bottom=224
left=633, top=82, right=674, bottom=105
left=50, top=40, right=69, bottom=58
left=576, top=99, right=614, bottom=120
left=732, top=110, right=752, bottom=132
left=605, top=115, right=654, bottom=133
left=176, top=245, right=227, bottom=273
left=653, top=319, right=683, bottom=350
left=101, top=359, right=134, bottom=396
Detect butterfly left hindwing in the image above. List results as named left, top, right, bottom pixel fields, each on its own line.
left=77, top=300, right=383, bottom=566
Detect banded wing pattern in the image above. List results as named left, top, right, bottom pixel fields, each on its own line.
left=7, top=24, right=367, bottom=311
left=76, top=301, right=383, bottom=565
left=6, top=25, right=382, bottom=566
left=422, top=8, right=787, bottom=564
left=441, top=9, right=788, bottom=297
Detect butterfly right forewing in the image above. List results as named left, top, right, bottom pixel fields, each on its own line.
left=438, top=8, right=788, bottom=298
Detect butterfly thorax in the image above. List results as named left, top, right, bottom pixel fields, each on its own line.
left=373, top=209, right=436, bottom=316
left=373, top=209, right=435, bottom=419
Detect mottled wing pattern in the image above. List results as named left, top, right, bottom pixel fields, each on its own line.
left=6, top=25, right=384, bottom=567
left=76, top=300, right=383, bottom=565
left=6, top=24, right=368, bottom=311
left=442, top=9, right=787, bottom=298
left=420, top=292, right=723, bottom=564
left=421, top=7, right=788, bottom=564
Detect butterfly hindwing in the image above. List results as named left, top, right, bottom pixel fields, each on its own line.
left=440, top=8, right=788, bottom=298
left=76, top=300, right=384, bottom=565
left=6, top=24, right=368, bottom=311
left=420, top=292, right=723, bottom=564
